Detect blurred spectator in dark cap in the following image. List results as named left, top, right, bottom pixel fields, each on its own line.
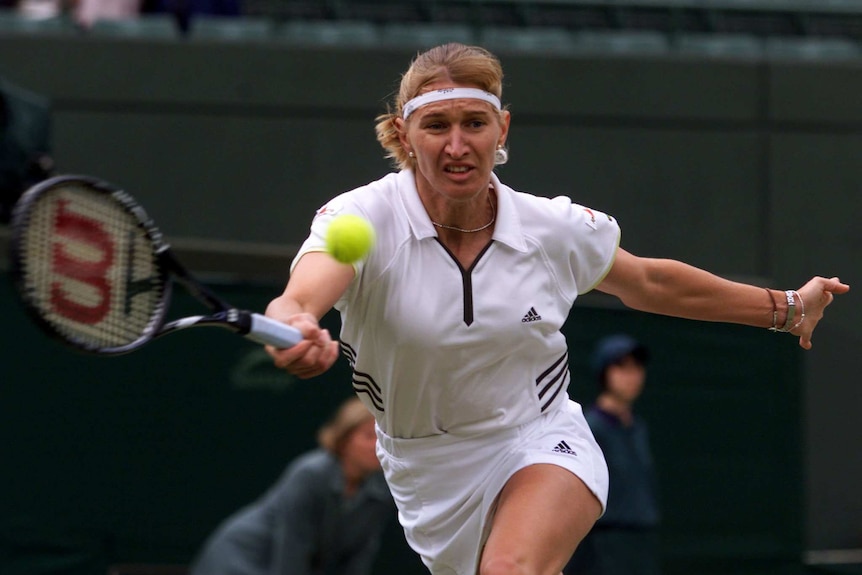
left=0, top=75, right=53, bottom=224
left=565, top=334, right=661, bottom=575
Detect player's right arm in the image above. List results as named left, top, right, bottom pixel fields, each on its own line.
left=265, top=251, right=355, bottom=378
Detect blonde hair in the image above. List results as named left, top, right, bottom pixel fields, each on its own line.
left=374, top=43, right=506, bottom=170
left=317, top=397, right=374, bottom=456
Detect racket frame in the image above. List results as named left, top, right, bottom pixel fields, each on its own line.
left=9, top=174, right=299, bottom=355
left=10, top=175, right=173, bottom=354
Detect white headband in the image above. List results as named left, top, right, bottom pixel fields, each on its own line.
left=402, top=87, right=502, bottom=119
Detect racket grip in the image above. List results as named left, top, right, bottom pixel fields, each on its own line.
left=246, top=313, right=304, bottom=349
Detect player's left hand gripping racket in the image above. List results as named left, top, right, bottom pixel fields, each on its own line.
left=9, top=174, right=302, bottom=355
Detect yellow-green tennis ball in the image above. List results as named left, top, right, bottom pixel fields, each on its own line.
left=325, top=215, right=375, bottom=264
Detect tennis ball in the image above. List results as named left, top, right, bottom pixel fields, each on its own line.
left=325, top=214, right=376, bottom=264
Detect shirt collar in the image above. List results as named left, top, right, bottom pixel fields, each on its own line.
left=397, top=169, right=528, bottom=253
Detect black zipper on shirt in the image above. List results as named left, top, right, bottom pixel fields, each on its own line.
left=434, top=240, right=494, bottom=326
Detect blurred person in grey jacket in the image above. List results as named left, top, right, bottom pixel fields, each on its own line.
left=190, top=397, right=394, bottom=575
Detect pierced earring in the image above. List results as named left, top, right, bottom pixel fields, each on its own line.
left=494, top=145, right=508, bottom=165
left=408, top=151, right=415, bottom=158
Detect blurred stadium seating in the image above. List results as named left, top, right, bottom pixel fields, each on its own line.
left=189, top=15, right=276, bottom=42
left=379, top=21, right=476, bottom=48
left=0, top=0, right=860, bottom=57
left=0, top=10, right=75, bottom=35
left=252, top=0, right=862, bottom=58
left=88, top=14, right=179, bottom=40
left=276, top=19, right=380, bottom=46
left=240, top=0, right=862, bottom=42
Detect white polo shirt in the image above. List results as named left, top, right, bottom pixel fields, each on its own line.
left=292, top=169, right=620, bottom=439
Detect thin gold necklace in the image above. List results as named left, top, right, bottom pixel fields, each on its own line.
left=431, top=194, right=496, bottom=233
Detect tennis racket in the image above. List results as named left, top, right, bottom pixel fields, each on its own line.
left=9, top=174, right=302, bottom=355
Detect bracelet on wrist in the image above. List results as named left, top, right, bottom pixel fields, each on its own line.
left=765, top=288, right=778, bottom=331
left=790, top=290, right=805, bottom=331
left=768, top=289, right=799, bottom=333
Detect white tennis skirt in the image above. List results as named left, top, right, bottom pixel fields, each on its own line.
left=375, top=399, right=609, bottom=575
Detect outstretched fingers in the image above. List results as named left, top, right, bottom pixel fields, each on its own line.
left=793, top=276, right=850, bottom=350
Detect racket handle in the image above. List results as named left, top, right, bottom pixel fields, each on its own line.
left=246, top=313, right=304, bottom=349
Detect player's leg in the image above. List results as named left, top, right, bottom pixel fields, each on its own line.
left=479, top=463, right=601, bottom=575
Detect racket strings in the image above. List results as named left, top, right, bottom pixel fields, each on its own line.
left=19, top=185, right=166, bottom=349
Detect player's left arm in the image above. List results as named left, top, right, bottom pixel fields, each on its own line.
left=597, top=247, right=849, bottom=349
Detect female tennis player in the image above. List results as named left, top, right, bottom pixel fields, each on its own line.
left=265, top=43, right=848, bottom=575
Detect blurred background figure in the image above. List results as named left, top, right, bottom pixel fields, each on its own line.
left=0, top=74, right=52, bottom=223
left=142, top=0, right=240, bottom=15
left=14, top=0, right=142, bottom=28
left=14, top=0, right=65, bottom=18
left=565, top=334, right=661, bottom=575
left=189, top=396, right=394, bottom=575
left=141, top=0, right=241, bottom=34
left=72, top=0, right=143, bottom=28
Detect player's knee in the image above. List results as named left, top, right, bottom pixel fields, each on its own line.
left=479, top=555, right=519, bottom=575
left=481, top=551, right=567, bottom=575
left=479, top=552, right=531, bottom=575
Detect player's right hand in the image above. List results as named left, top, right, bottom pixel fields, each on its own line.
left=266, top=312, right=340, bottom=379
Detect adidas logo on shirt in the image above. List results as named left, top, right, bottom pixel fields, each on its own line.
left=521, top=307, right=542, bottom=323
left=552, top=440, right=577, bottom=456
